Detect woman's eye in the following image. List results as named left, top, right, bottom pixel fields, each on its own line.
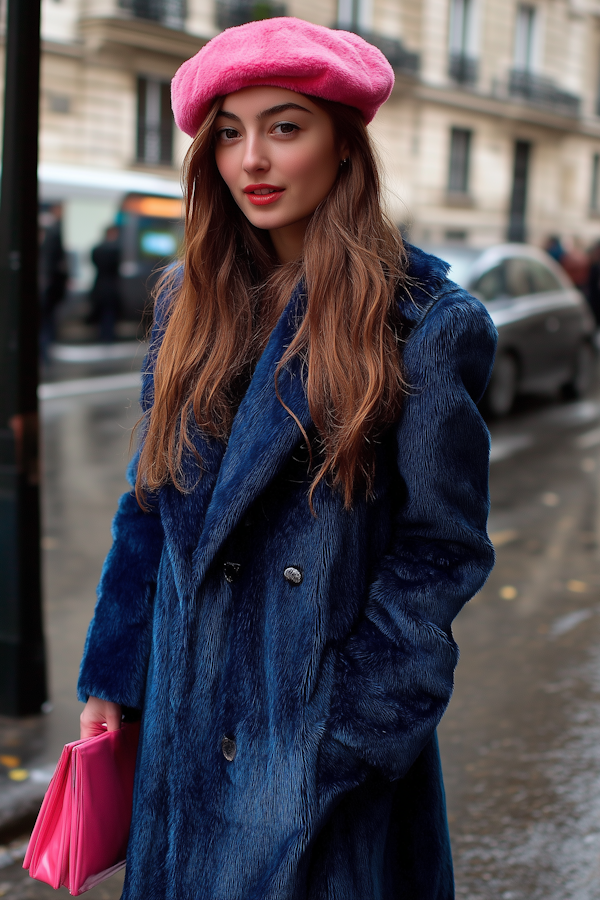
left=273, top=122, right=299, bottom=135
left=218, top=128, right=240, bottom=141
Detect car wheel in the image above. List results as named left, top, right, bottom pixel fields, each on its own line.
left=563, top=341, right=596, bottom=399
left=482, top=352, right=518, bottom=417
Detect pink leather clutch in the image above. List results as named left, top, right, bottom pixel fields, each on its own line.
left=23, top=723, right=140, bottom=895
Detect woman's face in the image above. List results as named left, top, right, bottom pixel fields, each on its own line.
left=214, top=86, right=346, bottom=263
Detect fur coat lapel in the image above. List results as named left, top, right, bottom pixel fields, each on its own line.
left=160, top=282, right=312, bottom=597
left=193, top=281, right=312, bottom=583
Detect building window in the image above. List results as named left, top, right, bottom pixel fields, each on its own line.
left=591, top=154, right=600, bottom=211
left=448, top=0, right=478, bottom=85
left=47, top=93, right=71, bottom=114
left=448, top=127, right=472, bottom=194
left=337, top=0, right=372, bottom=32
left=121, top=0, right=186, bottom=29
left=137, top=77, right=173, bottom=166
left=215, top=0, right=287, bottom=29
left=514, top=4, right=536, bottom=73
left=508, top=140, right=531, bottom=242
left=445, top=229, right=468, bottom=243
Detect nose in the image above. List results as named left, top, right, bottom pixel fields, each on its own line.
left=242, top=133, right=270, bottom=176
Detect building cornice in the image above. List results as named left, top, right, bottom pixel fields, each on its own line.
left=78, top=15, right=207, bottom=60
left=403, top=80, right=600, bottom=137
left=41, top=39, right=85, bottom=59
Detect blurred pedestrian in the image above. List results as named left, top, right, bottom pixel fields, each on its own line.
left=89, top=225, right=122, bottom=342
left=544, top=234, right=565, bottom=262
left=559, top=237, right=590, bottom=297
left=587, top=240, right=600, bottom=326
left=77, top=19, right=496, bottom=900
left=39, top=203, right=68, bottom=361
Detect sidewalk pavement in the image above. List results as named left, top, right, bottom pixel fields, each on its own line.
left=0, top=343, right=143, bottom=847
left=0, top=717, right=55, bottom=837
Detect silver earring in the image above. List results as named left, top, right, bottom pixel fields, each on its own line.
left=340, top=157, right=349, bottom=167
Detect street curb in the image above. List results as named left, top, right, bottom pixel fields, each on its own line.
left=0, top=762, right=54, bottom=834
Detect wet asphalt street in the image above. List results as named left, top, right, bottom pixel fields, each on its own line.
left=3, top=364, right=600, bottom=898
left=442, top=394, right=600, bottom=900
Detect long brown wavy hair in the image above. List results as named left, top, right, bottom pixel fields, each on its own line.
left=136, top=95, right=408, bottom=510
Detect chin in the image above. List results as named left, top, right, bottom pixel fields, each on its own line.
left=246, top=206, right=316, bottom=233
left=246, top=212, right=296, bottom=231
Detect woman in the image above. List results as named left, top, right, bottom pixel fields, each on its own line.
left=78, top=18, right=497, bottom=900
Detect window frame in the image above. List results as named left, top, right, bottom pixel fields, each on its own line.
left=136, top=75, right=174, bottom=167
left=337, top=0, right=372, bottom=32
left=447, top=127, right=473, bottom=195
left=514, top=3, right=537, bottom=73
left=449, top=0, right=475, bottom=56
left=591, top=153, right=600, bottom=211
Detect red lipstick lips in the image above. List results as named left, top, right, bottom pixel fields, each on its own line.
left=243, top=183, right=285, bottom=206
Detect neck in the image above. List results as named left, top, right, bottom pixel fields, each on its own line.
left=269, top=216, right=310, bottom=264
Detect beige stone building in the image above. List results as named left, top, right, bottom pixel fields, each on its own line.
left=32, top=0, right=600, bottom=290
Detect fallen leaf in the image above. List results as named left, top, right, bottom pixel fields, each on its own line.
left=542, top=492, right=560, bottom=507
left=491, top=529, right=519, bottom=547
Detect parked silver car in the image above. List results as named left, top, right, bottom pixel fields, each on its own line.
left=421, top=243, right=597, bottom=416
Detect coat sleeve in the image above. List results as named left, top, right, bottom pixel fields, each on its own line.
left=77, top=287, right=172, bottom=708
left=324, top=287, right=497, bottom=780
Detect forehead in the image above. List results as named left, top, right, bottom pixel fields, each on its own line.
left=217, top=85, right=318, bottom=116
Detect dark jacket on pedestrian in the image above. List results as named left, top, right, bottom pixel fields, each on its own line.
left=78, top=244, right=497, bottom=900
left=588, top=257, right=600, bottom=326
left=90, top=239, right=122, bottom=318
left=39, top=222, right=68, bottom=316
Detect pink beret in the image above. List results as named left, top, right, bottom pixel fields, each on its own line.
left=171, top=17, right=395, bottom=136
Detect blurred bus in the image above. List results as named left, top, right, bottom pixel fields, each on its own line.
left=118, top=193, right=184, bottom=326
left=39, top=162, right=183, bottom=339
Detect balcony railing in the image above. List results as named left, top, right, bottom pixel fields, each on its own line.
left=448, top=53, right=478, bottom=87
left=508, top=69, right=580, bottom=117
left=215, top=0, right=286, bottom=30
left=339, top=29, right=419, bottom=76
left=120, top=0, right=186, bottom=29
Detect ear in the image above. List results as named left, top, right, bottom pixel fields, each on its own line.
left=339, top=140, right=349, bottom=162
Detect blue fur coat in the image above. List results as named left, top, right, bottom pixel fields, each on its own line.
left=78, top=245, right=497, bottom=900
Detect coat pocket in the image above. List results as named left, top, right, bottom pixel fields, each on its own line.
left=307, top=647, right=370, bottom=817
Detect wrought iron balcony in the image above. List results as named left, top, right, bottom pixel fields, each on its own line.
left=508, top=69, right=580, bottom=117
left=120, top=0, right=186, bottom=29
left=332, top=28, right=419, bottom=76
left=215, top=0, right=286, bottom=30
left=448, top=53, right=478, bottom=87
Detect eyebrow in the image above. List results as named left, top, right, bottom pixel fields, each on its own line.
left=216, top=103, right=314, bottom=122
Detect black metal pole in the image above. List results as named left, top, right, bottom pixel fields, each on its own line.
left=0, top=0, right=47, bottom=715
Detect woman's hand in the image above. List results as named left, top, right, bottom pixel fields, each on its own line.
left=80, top=696, right=122, bottom=739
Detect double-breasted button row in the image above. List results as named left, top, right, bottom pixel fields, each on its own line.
left=223, top=561, right=241, bottom=584
left=221, top=735, right=236, bottom=761
left=225, top=563, right=301, bottom=584
left=283, top=566, right=303, bottom=585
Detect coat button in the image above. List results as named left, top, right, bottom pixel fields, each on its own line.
left=283, top=566, right=303, bottom=585
left=223, top=561, right=241, bottom=584
left=221, top=735, right=236, bottom=761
